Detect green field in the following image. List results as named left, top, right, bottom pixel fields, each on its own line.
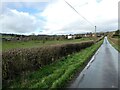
left=6, top=40, right=103, bottom=88
left=2, top=35, right=14, bottom=39
left=2, top=38, right=93, bottom=51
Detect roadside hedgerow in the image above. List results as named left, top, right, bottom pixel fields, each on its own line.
left=2, top=40, right=94, bottom=82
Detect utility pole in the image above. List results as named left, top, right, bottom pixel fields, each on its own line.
left=95, top=26, right=96, bottom=36
left=64, top=0, right=97, bottom=41
left=95, top=26, right=97, bottom=41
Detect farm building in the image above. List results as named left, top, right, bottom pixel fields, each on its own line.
left=67, top=35, right=76, bottom=39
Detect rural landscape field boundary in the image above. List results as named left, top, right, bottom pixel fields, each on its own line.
left=2, top=38, right=103, bottom=88
left=108, top=37, right=120, bottom=52
left=108, top=30, right=120, bottom=52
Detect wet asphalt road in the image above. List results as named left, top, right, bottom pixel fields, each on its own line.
left=69, top=37, right=119, bottom=88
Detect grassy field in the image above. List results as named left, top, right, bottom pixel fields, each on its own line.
left=2, top=35, right=14, bottom=39
left=5, top=39, right=103, bottom=88
left=2, top=38, right=93, bottom=51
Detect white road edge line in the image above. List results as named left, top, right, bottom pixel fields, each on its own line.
left=70, top=43, right=102, bottom=88
left=83, top=44, right=101, bottom=72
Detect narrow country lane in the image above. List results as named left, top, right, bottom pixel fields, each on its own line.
left=69, top=37, right=119, bottom=88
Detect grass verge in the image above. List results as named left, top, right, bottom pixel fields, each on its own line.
left=108, top=37, right=120, bottom=52
left=4, top=40, right=103, bottom=89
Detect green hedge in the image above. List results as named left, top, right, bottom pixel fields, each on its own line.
left=2, top=41, right=94, bottom=81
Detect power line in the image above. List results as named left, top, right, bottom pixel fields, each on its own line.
left=74, top=2, right=88, bottom=8
left=64, top=0, right=94, bottom=27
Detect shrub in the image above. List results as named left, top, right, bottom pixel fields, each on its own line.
left=2, top=41, right=94, bottom=82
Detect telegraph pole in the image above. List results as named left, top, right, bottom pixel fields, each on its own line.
left=95, top=26, right=96, bottom=33
left=95, top=26, right=96, bottom=36
left=95, top=26, right=97, bottom=42
left=64, top=0, right=97, bottom=42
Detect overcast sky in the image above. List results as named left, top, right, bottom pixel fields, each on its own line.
left=0, top=0, right=119, bottom=35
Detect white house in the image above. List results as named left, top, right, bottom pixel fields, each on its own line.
left=67, top=35, right=76, bottom=39
left=67, top=35, right=72, bottom=39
